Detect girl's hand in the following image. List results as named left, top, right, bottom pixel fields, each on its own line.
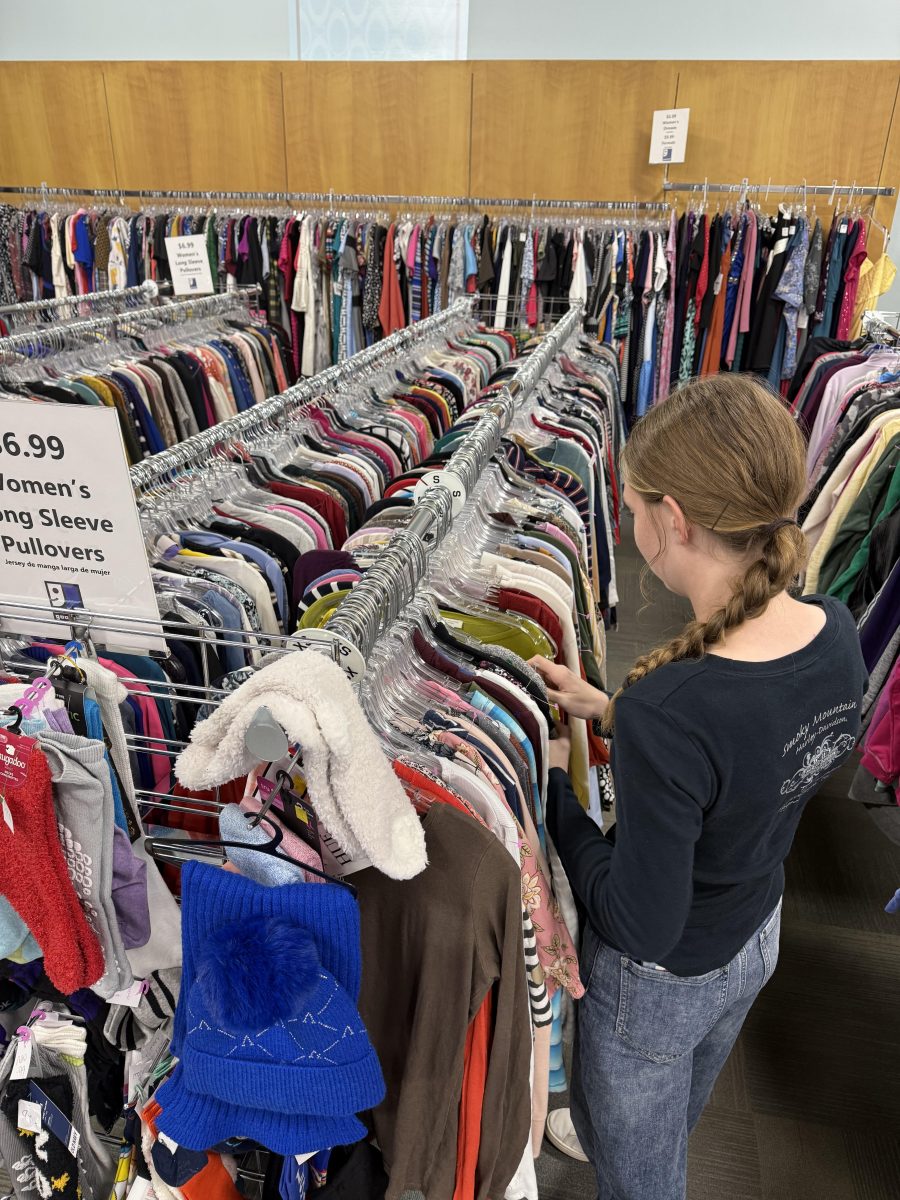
left=548, top=723, right=572, bottom=772
left=528, top=656, right=610, bottom=721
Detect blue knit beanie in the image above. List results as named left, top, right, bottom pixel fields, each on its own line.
left=155, top=862, right=384, bottom=1155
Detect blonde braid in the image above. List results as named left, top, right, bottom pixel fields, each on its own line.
left=602, top=522, right=808, bottom=733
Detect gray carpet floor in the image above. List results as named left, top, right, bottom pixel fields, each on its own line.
left=535, top=520, right=900, bottom=1199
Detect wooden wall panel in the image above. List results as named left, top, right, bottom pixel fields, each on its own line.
left=871, top=74, right=900, bottom=258
left=281, top=63, right=471, bottom=195
left=469, top=61, right=679, bottom=200
left=0, top=59, right=897, bottom=230
left=0, top=63, right=118, bottom=187
left=672, top=61, right=900, bottom=208
left=103, top=62, right=287, bottom=192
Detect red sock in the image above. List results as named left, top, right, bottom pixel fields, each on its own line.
left=0, top=742, right=104, bottom=991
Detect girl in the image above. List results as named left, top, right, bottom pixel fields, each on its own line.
left=531, top=376, right=867, bottom=1200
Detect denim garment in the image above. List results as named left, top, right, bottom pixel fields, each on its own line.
left=571, top=901, right=782, bottom=1200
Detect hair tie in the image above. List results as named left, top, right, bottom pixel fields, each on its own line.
left=761, top=517, right=799, bottom=537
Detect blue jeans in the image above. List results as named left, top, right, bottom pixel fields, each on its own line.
left=571, top=901, right=782, bottom=1200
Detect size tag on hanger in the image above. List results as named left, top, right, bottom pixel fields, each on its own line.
left=290, top=629, right=367, bottom=683
left=413, top=469, right=467, bottom=518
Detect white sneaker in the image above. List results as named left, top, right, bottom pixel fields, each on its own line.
left=545, top=1107, right=589, bottom=1162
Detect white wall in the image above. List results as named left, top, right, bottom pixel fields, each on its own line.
left=2, top=0, right=898, bottom=60
left=0, top=0, right=294, bottom=59
left=466, top=0, right=900, bottom=59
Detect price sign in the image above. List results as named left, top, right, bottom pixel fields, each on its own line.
left=649, top=108, right=690, bottom=165
left=164, top=234, right=215, bottom=296
left=0, top=401, right=164, bottom=653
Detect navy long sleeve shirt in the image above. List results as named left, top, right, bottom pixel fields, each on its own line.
left=547, top=596, right=867, bottom=975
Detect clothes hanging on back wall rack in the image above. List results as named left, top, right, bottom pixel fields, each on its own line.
left=1, top=181, right=896, bottom=420
left=0, top=302, right=622, bottom=1200
left=0, top=195, right=668, bottom=382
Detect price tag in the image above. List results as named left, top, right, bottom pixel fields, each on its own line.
left=413, top=469, right=467, bottom=518
left=109, top=980, right=146, bottom=1008
left=17, top=1100, right=41, bottom=1134
left=26, top=1081, right=80, bottom=1156
left=125, top=1178, right=151, bottom=1200
left=10, top=1036, right=31, bottom=1080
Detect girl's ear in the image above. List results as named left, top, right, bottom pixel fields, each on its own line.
left=660, top=494, right=691, bottom=545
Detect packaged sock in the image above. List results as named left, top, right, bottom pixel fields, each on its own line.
left=1, top=1075, right=80, bottom=1200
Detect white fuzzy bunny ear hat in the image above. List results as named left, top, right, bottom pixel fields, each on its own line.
left=176, top=650, right=428, bottom=880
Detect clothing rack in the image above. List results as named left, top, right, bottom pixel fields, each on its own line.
left=862, top=310, right=900, bottom=342
left=324, top=301, right=585, bottom=665
left=663, top=177, right=895, bottom=202
left=0, top=296, right=482, bottom=810
left=0, top=182, right=670, bottom=215
left=0, top=279, right=168, bottom=319
left=0, top=299, right=583, bottom=821
left=0, top=286, right=260, bottom=365
left=128, top=295, right=475, bottom=497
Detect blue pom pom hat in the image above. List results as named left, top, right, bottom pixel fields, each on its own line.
left=154, top=862, right=384, bottom=1154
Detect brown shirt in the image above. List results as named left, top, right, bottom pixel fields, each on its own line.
left=356, top=802, right=530, bottom=1200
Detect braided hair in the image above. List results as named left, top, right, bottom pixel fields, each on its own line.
left=603, top=375, right=809, bottom=733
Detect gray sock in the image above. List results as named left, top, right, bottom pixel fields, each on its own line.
left=37, top=731, right=134, bottom=998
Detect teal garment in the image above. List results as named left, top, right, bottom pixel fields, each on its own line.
left=534, top=438, right=593, bottom=500
left=827, top=447, right=900, bottom=603
left=433, top=427, right=470, bottom=453
left=83, top=698, right=129, bottom=833
left=67, top=380, right=105, bottom=405
left=549, top=988, right=567, bottom=1092
left=468, top=686, right=544, bottom=846
left=107, top=653, right=177, bottom=744
left=818, top=435, right=900, bottom=595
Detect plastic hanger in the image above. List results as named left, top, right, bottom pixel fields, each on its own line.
left=144, top=810, right=358, bottom=896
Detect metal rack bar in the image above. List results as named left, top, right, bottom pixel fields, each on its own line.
left=129, top=296, right=475, bottom=495
left=0, top=279, right=168, bottom=319
left=663, top=179, right=894, bottom=197
left=0, top=286, right=259, bottom=362
left=0, top=183, right=670, bottom=212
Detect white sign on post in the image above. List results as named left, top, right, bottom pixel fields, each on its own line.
left=164, top=234, right=215, bottom=296
left=0, top=402, right=165, bottom=653
left=649, top=108, right=690, bottom=165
